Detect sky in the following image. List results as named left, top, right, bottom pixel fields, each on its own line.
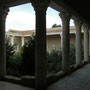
left=6, top=3, right=74, bottom=31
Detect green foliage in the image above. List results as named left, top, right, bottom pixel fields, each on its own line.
left=47, top=45, right=76, bottom=75
left=6, top=36, right=76, bottom=77
left=69, top=44, right=76, bottom=65
left=6, top=35, right=35, bottom=76
left=6, top=38, right=22, bottom=76
left=52, top=24, right=61, bottom=28
left=6, top=38, right=15, bottom=68
left=47, top=49, right=62, bottom=75
left=21, top=35, right=35, bottom=76
left=7, top=53, right=22, bottom=77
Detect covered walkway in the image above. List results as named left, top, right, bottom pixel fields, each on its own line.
left=0, top=0, right=90, bottom=90
left=0, top=64, right=90, bottom=90
left=48, top=64, right=90, bottom=90
left=0, top=81, right=34, bottom=90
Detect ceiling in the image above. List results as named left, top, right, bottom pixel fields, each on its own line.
left=0, top=0, right=90, bottom=25
left=52, top=0, right=90, bottom=24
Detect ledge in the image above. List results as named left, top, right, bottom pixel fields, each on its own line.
left=2, top=75, right=35, bottom=88
left=2, top=63, right=89, bottom=88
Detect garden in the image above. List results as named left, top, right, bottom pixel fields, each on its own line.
left=6, top=36, right=77, bottom=77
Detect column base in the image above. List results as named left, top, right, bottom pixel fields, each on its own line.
left=75, top=64, right=83, bottom=69
left=83, top=61, right=89, bottom=65
left=62, top=68, right=71, bottom=75
left=35, top=84, right=47, bottom=90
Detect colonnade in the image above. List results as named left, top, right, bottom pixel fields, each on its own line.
left=0, top=7, right=9, bottom=78
left=31, top=0, right=90, bottom=89
left=74, top=19, right=82, bottom=66
left=0, top=1, right=90, bottom=90
left=59, top=12, right=71, bottom=73
left=11, top=36, right=25, bottom=47
left=83, top=24, right=89, bottom=63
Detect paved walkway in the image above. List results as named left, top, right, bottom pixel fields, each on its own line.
left=0, top=64, right=90, bottom=90
left=48, top=64, right=90, bottom=90
left=0, top=81, right=34, bottom=90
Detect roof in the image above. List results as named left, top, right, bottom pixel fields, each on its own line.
left=8, top=29, right=35, bottom=34
left=8, top=26, right=75, bottom=35
left=1, top=0, right=90, bottom=25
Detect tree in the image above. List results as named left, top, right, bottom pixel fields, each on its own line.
left=21, top=35, right=35, bottom=76
left=69, top=44, right=75, bottom=65
left=6, top=38, right=15, bottom=68
left=52, top=24, right=61, bottom=28
left=47, top=49, right=62, bottom=75
left=6, top=38, right=22, bottom=76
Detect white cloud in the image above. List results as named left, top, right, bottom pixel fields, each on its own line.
left=6, top=11, right=35, bottom=31
left=70, top=19, right=74, bottom=26
left=6, top=11, right=61, bottom=31
left=6, top=10, right=74, bottom=31
left=46, top=15, right=62, bottom=28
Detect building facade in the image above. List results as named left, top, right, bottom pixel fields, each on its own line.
left=6, top=26, right=84, bottom=52
left=0, top=0, right=90, bottom=89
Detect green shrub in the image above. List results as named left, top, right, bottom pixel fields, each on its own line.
left=6, top=38, right=22, bottom=77
left=6, top=35, right=35, bottom=76
left=6, top=36, right=76, bottom=77
left=21, top=35, right=35, bottom=76
left=69, top=44, right=76, bottom=65
left=47, top=49, right=62, bottom=75
left=6, top=38, right=15, bottom=68
left=47, top=45, right=76, bottom=75
left=7, top=53, right=22, bottom=76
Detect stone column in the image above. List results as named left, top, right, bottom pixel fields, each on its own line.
left=11, top=36, right=15, bottom=45
left=60, top=33, right=62, bottom=49
left=59, top=12, right=71, bottom=73
left=0, top=7, right=9, bottom=77
left=74, top=19, right=82, bottom=66
left=83, top=24, right=89, bottom=63
left=31, top=0, right=50, bottom=90
left=21, top=36, right=24, bottom=46
left=89, top=30, right=90, bottom=56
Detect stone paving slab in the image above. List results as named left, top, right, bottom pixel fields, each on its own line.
left=0, top=81, right=35, bottom=90
left=48, top=64, right=90, bottom=90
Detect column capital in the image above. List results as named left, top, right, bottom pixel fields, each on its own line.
left=83, top=24, right=89, bottom=31
left=74, top=18, right=82, bottom=27
left=0, top=7, right=9, bottom=21
left=31, top=0, right=50, bottom=13
left=59, top=11, right=71, bottom=23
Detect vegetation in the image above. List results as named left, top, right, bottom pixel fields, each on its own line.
left=47, top=49, right=62, bottom=75
left=6, top=35, right=76, bottom=77
left=6, top=38, right=22, bottom=76
left=69, top=44, right=76, bottom=65
left=7, top=53, right=22, bottom=76
left=21, top=36, right=35, bottom=76
left=47, top=44, right=76, bottom=75
left=52, top=24, right=61, bottom=28
left=6, top=38, right=15, bottom=68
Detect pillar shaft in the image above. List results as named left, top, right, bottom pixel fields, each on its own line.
left=31, top=0, right=50, bottom=90
left=83, top=24, right=89, bottom=62
left=35, top=12, right=47, bottom=90
left=21, top=36, right=24, bottom=46
left=74, top=19, right=82, bottom=66
left=60, top=33, right=62, bottom=49
left=0, top=7, right=9, bottom=77
left=11, top=36, right=15, bottom=45
left=59, top=12, right=71, bottom=73
left=89, top=30, right=90, bottom=56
